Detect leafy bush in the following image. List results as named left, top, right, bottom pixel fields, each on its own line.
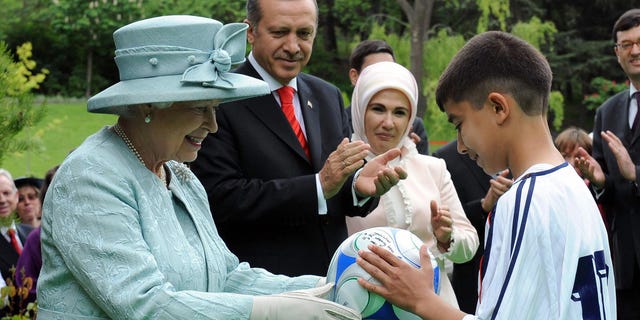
left=0, top=41, right=48, bottom=166
left=583, top=77, right=628, bottom=111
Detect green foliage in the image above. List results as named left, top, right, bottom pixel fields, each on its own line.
left=50, top=0, right=144, bottom=48
left=333, top=0, right=405, bottom=37
left=423, top=29, right=465, bottom=83
left=0, top=0, right=22, bottom=41
left=582, top=77, right=628, bottom=111
left=549, top=90, right=565, bottom=131
left=143, top=0, right=246, bottom=22
left=423, top=29, right=467, bottom=143
left=47, top=0, right=145, bottom=96
left=9, top=43, right=48, bottom=95
left=0, top=41, right=47, bottom=166
left=510, top=17, right=557, bottom=51
left=367, top=24, right=411, bottom=66
left=476, top=0, right=509, bottom=32
left=0, top=213, right=18, bottom=229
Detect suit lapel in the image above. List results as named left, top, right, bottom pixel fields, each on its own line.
left=297, top=77, right=322, bottom=168
left=630, top=93, right=640, bottom=145
left=236, top=62, right=311, bottom=164
left=615, top=93, right=639, bottom=145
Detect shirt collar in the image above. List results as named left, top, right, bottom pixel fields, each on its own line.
left=248, top=52, right=298, bottom=92
left=630, top=84, right=640, bottom=98
left=1, top=221, right=17, bottom=236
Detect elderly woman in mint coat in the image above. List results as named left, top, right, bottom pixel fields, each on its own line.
left=35, top=15, right=411, bottom=320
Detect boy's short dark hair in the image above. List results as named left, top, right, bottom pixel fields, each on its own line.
left=349, top=40, right=395, bottom=72
left=435, top=31, right=552, bottom=116
left=612, top=9, right=640, bottom=43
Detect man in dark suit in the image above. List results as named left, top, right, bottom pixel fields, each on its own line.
left=575, top=9, right=640, bottom=319
left=191, top=0, right=405, bottom=276
left=432, top=141, right=511, bottom=313
left=344, top=39, right=430, bottom=155
left=0, top=169, right=32, bottom=281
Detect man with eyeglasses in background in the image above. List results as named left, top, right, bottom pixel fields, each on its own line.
left=576, top=8, right=640, bottom=319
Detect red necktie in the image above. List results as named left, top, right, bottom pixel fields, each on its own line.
left=277, top=86, right=310, bottom=159
left=7, top=228, right=22, bottom=255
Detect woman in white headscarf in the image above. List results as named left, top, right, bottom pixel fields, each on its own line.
left=347, top=61, right=479, bottom=307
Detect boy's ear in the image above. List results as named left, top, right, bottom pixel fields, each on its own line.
left=487, top=92, right=509, bottom=125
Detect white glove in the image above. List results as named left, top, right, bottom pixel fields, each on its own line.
left=315, top=276, right=327, bottom=288
left=249, top=282, right=361, bottom=320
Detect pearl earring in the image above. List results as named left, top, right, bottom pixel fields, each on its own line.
left=144, top=114, right=152, bottom=123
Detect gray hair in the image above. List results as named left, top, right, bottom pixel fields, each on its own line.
left=246, top=0, right=318, bottom=31
left=0, top=169, right=17, bottom=192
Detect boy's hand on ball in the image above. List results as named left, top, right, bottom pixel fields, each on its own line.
left=356, top=244, right=434, bottom=315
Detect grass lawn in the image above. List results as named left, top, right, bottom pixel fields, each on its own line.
left=2, top=102, right=117, bottom=178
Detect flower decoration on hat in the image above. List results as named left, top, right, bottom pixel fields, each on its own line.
left=182, top=23, right=247, bottom=89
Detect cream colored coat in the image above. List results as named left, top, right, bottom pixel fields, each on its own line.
left=347, top=147, right=479, bottom=308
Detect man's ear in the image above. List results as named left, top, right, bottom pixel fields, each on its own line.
left=487, top=92, right=509, bottom=125
left=349, top=68, right=359, bottom=86
left=245, top=19, right=255, bottom=44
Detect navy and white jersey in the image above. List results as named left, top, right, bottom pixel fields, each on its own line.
left=473, top=162, right=615, bottom=320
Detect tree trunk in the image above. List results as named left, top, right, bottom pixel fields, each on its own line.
left=398, top=0, right=435, bottom=119
left=317, top=0, right=339, bottom=63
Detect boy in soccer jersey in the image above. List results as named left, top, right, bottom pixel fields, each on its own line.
left=355, top=31, right=616, bottom=320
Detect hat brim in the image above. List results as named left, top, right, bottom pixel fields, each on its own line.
left=14, top=177, right=44, bottom=189
left=88, top=72, right=270, bottom=114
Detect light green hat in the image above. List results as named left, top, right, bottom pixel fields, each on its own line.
left=88, top=15, right=270, bottom=114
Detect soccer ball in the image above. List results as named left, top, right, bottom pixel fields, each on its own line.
left=326, top=227, right=440, bottom=320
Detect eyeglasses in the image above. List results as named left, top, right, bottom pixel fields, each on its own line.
left=615, top=40, right=640, bottom=51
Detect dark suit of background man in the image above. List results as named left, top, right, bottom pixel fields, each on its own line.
left=581, top=9, right=640, bottom=319
left=191, top=0, right=409, bottom=277
left=432, top=141, right=511, bottom=313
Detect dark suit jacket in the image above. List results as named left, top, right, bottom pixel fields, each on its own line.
left=432, top=141, right=491, bottom=314
left=592, top=89, right=640, bottom=289
left=191, top=61, right=377, bottom=276
left=0, top=223, right=33, bottom=280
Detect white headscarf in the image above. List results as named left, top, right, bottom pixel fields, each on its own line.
left=350, top=61, right=421, bottom=227
left=350, top=61, right=419, bottom=159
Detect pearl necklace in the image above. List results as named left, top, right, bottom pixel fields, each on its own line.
left=112, top=124, right=167, bottom=187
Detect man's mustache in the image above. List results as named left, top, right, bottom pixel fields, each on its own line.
left=275, top=52, right=305, bottom=61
